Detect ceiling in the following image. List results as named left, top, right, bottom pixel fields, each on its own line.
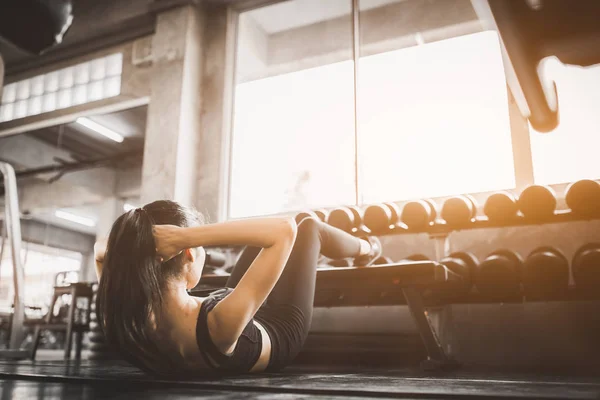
left=248, top=0, right=405, bottom=34
left=26, top=106, right=146, bottom=164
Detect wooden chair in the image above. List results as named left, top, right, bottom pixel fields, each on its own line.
left=30, top=272, right=94, bottom=360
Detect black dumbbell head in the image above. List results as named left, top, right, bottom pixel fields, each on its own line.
left=565, top=180, right=600, bottom=217
left=441, top=251, right=478, bottom=287
left=364, top=203, right=399, bottom=231
left=295, top=210, right=318, bottom=224
left=328, top=258, right=353, bottom=268
left=441, top=195, right=478, bottom=226
left=475, top=249, right=523, bottom=297
left=404, top=254, right=430, bottom=262
left=314, top=209, right=329, bottom=222
left=401, top=200, right=436, bottom=229
left=373, top=256, right=393, bottom=265
left=517, top=185, right=557, bottom=220
left=523, top=246, right=569, bottom=296
left=327, top=207, right=358, bottom=232
left=364, top=204, right=394, bottom=232
left=484, top=191, right=519, bottom=222
left=572, top=243, right=600, bottom=290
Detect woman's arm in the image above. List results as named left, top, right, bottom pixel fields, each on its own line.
left=154, top=217, right=297, bottom=354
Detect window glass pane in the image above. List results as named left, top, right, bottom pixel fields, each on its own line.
left=0, top=242, right=82, bottom=313
left=529, top=61, right=600, bottom=185
left=230, top=0, right=355, bottom=219
left=357, top=0, right=515, bottom=202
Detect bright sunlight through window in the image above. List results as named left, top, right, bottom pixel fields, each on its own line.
left=230, top=30, right=514, bottom=218
left=529, top=61, right=600, bottom=185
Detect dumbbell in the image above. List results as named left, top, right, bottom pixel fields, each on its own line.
left=295, top=210, right=319, bottom=224
left=400, top=199, right=438, bottom=230
left=327, top=258, right=353, bottom=268
left=572, top=243, right=600, bottom=291
left=363, top=203, right=401, bottom=232
left=565, top=179, right=600, bottom=217
left=205, top=250, right=226, bottom=267
left=475, top=249, right=523, bottom=297
left=484, top=191, right=519, bottom=222
left=441, top=195, right=478, bottom=226
left=402, top=254, right=430, bottom=262
left=523, top=246, right=569, bottom=297
left=517, top=185, right=557, bottom=220
left=314, top=209, right=329, bottom=222
left=327, top=206, right=363, bottom=232
left=440, top=252, right=478, bottom=291
left=373, top=256, right=393, bottom=265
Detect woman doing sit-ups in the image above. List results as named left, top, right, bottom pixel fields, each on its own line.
left=95, top=200, right=381, bottom=375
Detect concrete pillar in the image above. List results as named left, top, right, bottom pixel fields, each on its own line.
left=140, top=4, right=205, bottom=207
left=80, top=197, right=123, bottom=282
left=196, top=4, right=235, bottom=222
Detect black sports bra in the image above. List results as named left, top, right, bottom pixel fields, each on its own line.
left=195, top=288, right=263, bottom=373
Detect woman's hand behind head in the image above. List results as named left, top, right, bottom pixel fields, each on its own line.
left=153, top=224, right=185, bottom=262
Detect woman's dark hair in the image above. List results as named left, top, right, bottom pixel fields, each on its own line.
left=96, top=200, right=203, bottom=374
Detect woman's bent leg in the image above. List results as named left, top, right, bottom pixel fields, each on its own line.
left=225, top=246, right=261, bottom=289
left=262, top=218, right=365, bottom=370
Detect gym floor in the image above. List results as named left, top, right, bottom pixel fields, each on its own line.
left=1, top=352, right=600, bottom=399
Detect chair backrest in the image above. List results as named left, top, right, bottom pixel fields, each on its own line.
left=55, top=270, right=79, bottom=287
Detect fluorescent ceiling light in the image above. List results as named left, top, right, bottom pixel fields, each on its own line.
left=123, top=203, right=136, bottom=212
left=55, top=210, right=96, bottom=227
left=76, top=117, right=124, bottom=143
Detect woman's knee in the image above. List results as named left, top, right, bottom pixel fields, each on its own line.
left=297, top=217, right=321, bottom=239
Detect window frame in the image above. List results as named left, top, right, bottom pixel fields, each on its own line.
left=223, top=0, right=537, bottom=220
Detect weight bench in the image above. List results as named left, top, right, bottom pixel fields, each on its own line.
left=191, top=261, right=462, bottom=371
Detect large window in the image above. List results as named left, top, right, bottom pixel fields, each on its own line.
left=529, top=61, right=600, bottom=185
left=229, top=0, right=515, bottom=218
left=0, top=242, right=82, bottom=313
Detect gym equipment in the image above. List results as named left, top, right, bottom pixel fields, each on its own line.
left=523, top=246, right=569, bottom=297
left=205, top=250, right=226, bottom=267
left=327, top=206, right=363, bottom=233
left=441, top=195, right=478, bottom=226
left=363, top=203, right=401, bottom=233
left=31, top=282, right=94, bottom=360
left=440, top=252, right=478, bottom=291
left=572, top=243, right=600, bottom=291
left=565, top=179, right=600, bottom=217
left=517, top=185, right=557, bottom=220
left=0, top=162, right=28, bottom=360
left=400, top=199, right=437, bottom=230
left=484, top=192, right=519, bottom=222
left=403, top=254, right=430, bottom=262
left=192, top=260, right=461, bottom=371
left=88, top=285, right=119, bottom=361
left=475, top=249, right=523, bottom=298
left=295, top=210, right=319, bottom=224
left=373, top=256, right=393, bottom=265
left=314, top=209, right=329, bottom=222
left=0, top=0, right=73, bottom=54
left=327, top=258, right=353, bottom=268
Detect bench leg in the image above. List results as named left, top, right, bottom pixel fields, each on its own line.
left=31, top=293, right=58, bottom=360
left=402, top=287, right=458, bottom=371
left=64, top=288, right=76, bottom=359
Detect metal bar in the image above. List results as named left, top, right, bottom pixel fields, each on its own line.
left=401, top=287, right=448, bottom=362
left=0, top=162, right=25, bottom=350
left=351, top=0, right=361, bottom=206
left=12, top=151, right=142, bottom=179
